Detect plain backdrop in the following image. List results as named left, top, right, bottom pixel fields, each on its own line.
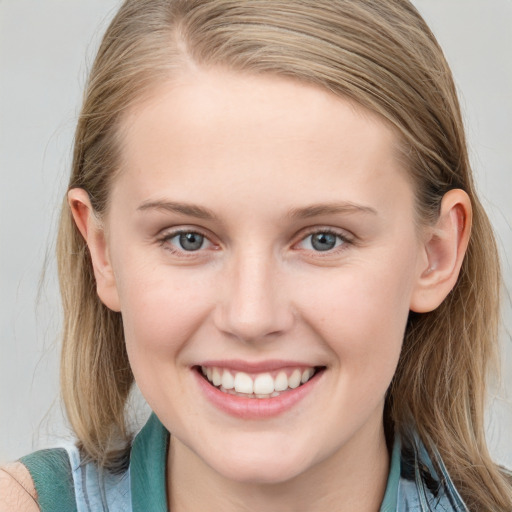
left=1, top=0, right=511, bottom=466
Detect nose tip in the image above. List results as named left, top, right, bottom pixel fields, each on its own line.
left=213, top=258, right=294, bottom=344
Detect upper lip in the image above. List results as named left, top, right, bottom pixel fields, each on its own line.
left=195, top=359, right=322, bottom=373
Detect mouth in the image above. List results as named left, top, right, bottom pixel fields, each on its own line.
left=195, top=365, right=325, bottom=399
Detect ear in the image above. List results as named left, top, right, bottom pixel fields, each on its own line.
left=410, top=189, right=472, bottom=313
left=68, top=188, right=121, bottom=312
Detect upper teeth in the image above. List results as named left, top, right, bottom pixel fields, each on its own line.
left=201, top=366, right=316, bottom=395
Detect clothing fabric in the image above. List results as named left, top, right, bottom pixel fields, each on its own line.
left=21, top=413, right=468, bottom=511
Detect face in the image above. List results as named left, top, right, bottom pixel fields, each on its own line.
left=102, top=69, right=427, bottom=484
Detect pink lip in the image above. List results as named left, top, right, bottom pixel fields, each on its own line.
left=193, top=366, right=324, bottom=420
left=197, top=359, right=316, bottom=373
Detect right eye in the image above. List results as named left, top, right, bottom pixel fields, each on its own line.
left=159, top=230, right=214, bottom=254
left=172, top=232, right=206, bottom=251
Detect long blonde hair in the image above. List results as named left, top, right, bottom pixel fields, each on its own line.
left=57, top=0, right=511, bottom=508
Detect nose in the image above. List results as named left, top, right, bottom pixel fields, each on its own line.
left=214, top=248, right=294, bottom=344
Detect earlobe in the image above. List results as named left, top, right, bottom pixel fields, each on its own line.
left=410, top=189, right=472, bottom=313
left=67, top=188, right=121, bottom=312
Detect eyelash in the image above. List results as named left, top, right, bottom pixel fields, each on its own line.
left=156, top=227, right=353, bottom=257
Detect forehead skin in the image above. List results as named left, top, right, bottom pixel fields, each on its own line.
left=111, top=68, right=414, bottom=237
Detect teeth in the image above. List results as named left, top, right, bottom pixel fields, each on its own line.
left=288, top=369, right=301, bottom=389
left=301, top=368, right=314, bottom=384
left=201, top=365, right=318, bottom=397
left=212, top=368, right=222, bottom=386
left=274, top=371, right=288, bottom=392
left=253, top=373, right=274, bottom=395
left=221, top=370, right=234, bottom=389
left=234, top=372, right=254, bottom=394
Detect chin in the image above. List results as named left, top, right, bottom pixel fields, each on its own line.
left=217, top=462, right=305, bottom=485
left=203, top=444, right=314, bottom=485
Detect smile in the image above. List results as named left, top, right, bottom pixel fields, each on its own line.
left=200, top=366, right=318, bottom=398
left=194, top=363, right=325, bottom=419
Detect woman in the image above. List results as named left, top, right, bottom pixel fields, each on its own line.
left=1, top=1, right=510, bottom=510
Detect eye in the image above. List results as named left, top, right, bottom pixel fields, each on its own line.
left=297, top=230, right=347, bottom=252
left=175, top=232, right=205, bottom=251
left=160, top=230, right=212, bottom=252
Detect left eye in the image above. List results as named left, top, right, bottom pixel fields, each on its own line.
left=298, top=232, right=345, bottom=252
left=168, top=232, right=208, bottom=251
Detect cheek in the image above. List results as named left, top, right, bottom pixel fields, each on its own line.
left=115, top=264, right=216, bottom=415
left=114, top=258, right=215, bottom=358
left=296, top=256, right=416, bottom=370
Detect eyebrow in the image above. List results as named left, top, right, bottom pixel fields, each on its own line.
left=137, top=200, right=377, bottom=220
left=286, top=202, right=378, bottom=219
left=137, top=200, right=217, bottom=219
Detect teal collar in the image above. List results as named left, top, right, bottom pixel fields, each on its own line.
left=379, top=436, right=401, bottom=511
left=130, top=413, right=170, bottom=512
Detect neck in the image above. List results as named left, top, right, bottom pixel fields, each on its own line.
left=167, top=423, right=390, bottom=512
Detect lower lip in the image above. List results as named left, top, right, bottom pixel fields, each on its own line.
left=193, top=368, right=324, bottom=420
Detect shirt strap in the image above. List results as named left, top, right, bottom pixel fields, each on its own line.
left=20, top=448, right=78, bottom=512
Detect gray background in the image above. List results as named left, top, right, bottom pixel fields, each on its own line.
left=1, top=1, right=511, bottom=465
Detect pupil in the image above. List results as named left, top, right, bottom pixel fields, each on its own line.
left=179, top=233, right=204, bottom=251
left=311, top=233, right=336, bottom=251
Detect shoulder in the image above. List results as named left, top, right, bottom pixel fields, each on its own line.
left=19, top=448, right=77, bottom=512
left=1, top=447, right=78, bottom=512
left=0, top=462, right=39, bottom=512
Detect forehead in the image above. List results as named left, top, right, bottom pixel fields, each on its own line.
left=112, top=68, right=413, bottom=221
